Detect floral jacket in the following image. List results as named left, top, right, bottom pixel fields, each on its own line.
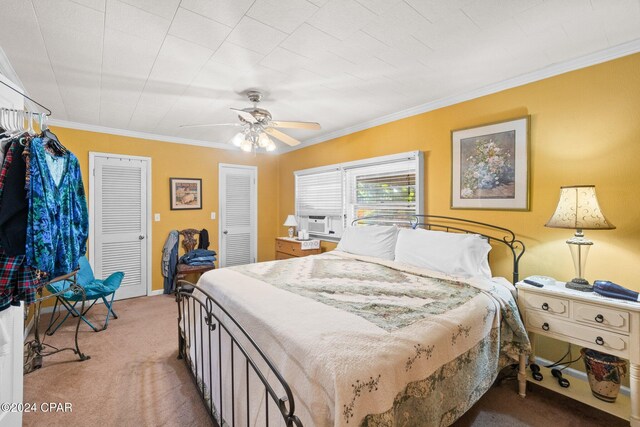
left=26, top=138, right=88, bottom=278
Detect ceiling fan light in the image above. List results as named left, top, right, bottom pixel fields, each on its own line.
left=240, top=140, right=253, bottom=152
left=258, top=133, right=270, bottom=148
left=231, top=132, right=245, bottom=147
left=266, top=140, right=276, bottom=152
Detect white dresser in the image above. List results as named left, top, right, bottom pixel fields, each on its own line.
left=516, top=280, right=639, bottom=426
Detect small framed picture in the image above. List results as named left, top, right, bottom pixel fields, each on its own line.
left=170, top=178, right=202, bottom=210
left=451, top=116, right=530, bottom=210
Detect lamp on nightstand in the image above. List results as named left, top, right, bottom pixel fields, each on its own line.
left=545, top=185, right=615, bottom=291
left=283, top=215, right=298, bottom=239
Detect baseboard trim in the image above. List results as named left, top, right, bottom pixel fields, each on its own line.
left=534, top=356, right=630, bottom=396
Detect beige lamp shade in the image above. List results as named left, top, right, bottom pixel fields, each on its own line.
left=545, top=185, right=615, bottom=230
left=283, top=215, right=298, bottom=227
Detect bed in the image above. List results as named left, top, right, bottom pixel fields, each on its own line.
left=176, top=215, right=530, bottom=426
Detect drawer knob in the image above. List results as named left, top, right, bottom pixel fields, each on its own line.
left=595, top=336, right=604, bottom=346
left=542, top=322, right=550, bottom=331
left=541, top=303, right=549, bottom=311
left=595, top=314, right=604, bottom=323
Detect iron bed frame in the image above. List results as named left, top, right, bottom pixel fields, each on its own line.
left=176, top=215, right=526, bottom=426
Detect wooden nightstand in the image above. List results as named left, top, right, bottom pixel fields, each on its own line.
left=275, top=237, right=321, bottom=260
left=516, top=280, right=640, bottom=426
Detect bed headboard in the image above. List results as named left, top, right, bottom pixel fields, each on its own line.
left=351, top=215, right=525, bottom=284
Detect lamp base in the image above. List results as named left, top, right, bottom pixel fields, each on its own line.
left=565, top=278, right=594, bottom=292
left=288, top=227, right=294, bottom=238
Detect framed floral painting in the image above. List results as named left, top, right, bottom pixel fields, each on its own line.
left=170, top=178, right=202, bottom=210
left=451, top=116, right=529, bottom=210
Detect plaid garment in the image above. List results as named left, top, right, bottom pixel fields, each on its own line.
left=0, top=250, right=39, bottom=311
left=0, top=140, right=39, bottom=311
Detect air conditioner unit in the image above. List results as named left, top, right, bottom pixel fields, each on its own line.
left=308, top=215, right=329, bottom=235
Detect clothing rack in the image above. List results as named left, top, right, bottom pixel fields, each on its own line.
left=23, top=270, right=90, bottom=374
left=0, top=79, right=51, bottom=116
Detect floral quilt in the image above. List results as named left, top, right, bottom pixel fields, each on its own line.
left=189, top=251, right=530, bottom=427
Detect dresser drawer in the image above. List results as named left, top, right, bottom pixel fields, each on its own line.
left=522, top=292, right=569, bottom=317
left=275, top=240, right=299, bottom=257
left=573, top=301, right=630, bottom=334
left=527, top=311, right=629, bottom=355
left=275, top=251, right=296, bottom=260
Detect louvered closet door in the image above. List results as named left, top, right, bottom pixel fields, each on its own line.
left=219, top=165, right=257, bottom=267
left=94, top=156, right=148, bottom=299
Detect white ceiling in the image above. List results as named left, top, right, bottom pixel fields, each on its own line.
left=1, top=0, right=639, bottom=151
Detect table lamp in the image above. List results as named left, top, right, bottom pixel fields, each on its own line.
left=283, top=215, right=298, bottom=238
left=545, top=185, right=615, bottom=291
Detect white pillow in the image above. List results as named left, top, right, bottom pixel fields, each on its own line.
left=394, top=228, right=492, bottom=278
left=336, top=225, right=398, bottom=260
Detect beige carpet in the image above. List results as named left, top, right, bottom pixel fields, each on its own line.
left=23, top=295, right=626, bottom=427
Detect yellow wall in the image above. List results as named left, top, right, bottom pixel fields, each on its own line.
left=51, top=127, right=280, bottom=293
left=278, top=52, right=640, bottom=291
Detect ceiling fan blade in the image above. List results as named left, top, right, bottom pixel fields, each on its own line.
left=265, top=128, right=300, bottom=147
left=230, top=108, right=257, bottom=123
left=271, top=120, right=320, bottom=130
left=179, top=123, right=241, bottom=128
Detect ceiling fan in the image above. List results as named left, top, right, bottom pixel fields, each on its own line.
left=180, top=90, right=320, bottom=152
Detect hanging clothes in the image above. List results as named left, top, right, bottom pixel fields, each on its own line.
left=25, top=137, right=88, bottom=278
left=0, top=249, right=39, bottom=311
left=0, top=137, right=39, bottom=312
left=162, top=230, right=179, bottom=294
left=0, top=137, right=29, bottom=256
left=198, top=228, right=210, bottom=249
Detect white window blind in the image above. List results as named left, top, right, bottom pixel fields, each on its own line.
left=294, top=151, right=423, bottom=238
left=346, top=159, right=418, bottom=225
left=295, top=169, right=343, bottom=216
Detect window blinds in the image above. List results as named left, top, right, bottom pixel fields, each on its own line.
left=345, top=159, right=418, bottom=225
left=295, top=169, right=343, bottom=216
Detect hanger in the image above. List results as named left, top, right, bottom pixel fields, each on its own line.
left=41, top=120, right=67, bottom=156
left=0, top=109, right=24, bottom=143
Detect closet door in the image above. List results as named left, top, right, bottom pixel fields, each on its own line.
left=219, top=164, right=257, bottom=267
left=92, top=155, right=149, bottom=299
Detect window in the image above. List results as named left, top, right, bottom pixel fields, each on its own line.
left=294, top=151, right=423, bottom=239
left=295, top=169, right=342, bottom=216
left=345, top=159, right=417, bottom=226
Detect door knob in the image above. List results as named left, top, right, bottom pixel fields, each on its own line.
left=223, top=230, right=228, bottom=235
left=139, top=235, right=145, bottom=240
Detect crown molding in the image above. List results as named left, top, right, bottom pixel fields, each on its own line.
left=48, top=119, right=239, bottom=151
left=47, top=39, right=640, bottom=154
left=280, top=38, right=640, bottom=153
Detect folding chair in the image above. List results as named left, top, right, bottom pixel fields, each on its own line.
left=45, top=256, right=124, bottom=334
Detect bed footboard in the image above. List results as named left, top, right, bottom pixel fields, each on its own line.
left=176, top=280, right=302, bottom=427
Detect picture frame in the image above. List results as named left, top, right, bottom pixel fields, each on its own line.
left=170, top=178, right=202, bottom=210
left=451, top=116, right=530, bottom=210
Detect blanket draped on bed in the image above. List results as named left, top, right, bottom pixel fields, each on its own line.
left=187, top=251, right=530, bottom=427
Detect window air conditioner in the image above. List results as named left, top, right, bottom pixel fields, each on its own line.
left=308, top=215, right=329, bottom=235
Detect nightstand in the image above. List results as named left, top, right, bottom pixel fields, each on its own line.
left=275, top=237, right=321, bottom=260
left=516, top=280, right=640, bottom=426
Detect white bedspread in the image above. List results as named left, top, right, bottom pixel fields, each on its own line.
left=185, top=251, right=529, bottom=427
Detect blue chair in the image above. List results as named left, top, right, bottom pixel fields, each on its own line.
left=46, top=257, right=124, bottom=334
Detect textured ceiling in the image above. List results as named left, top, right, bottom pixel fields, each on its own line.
left=1, top=0, right=639, bottom=151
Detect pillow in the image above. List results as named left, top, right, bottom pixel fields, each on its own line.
left=394, top=228, right=492, bottom=278
left=336, top=225, right=399, bottom=260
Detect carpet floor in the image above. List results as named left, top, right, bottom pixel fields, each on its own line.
left=23, top=295, right=626, bottom=427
